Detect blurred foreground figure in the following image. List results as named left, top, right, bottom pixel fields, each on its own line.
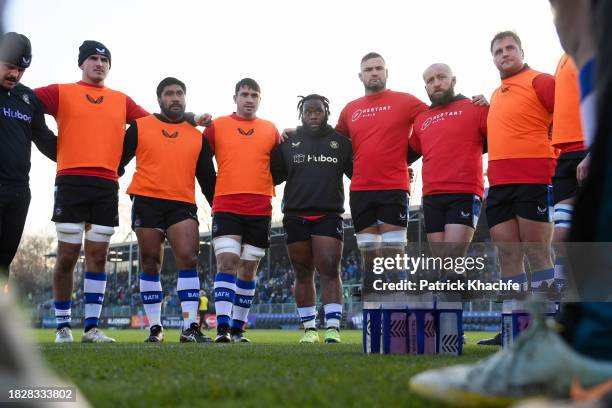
left=0, top=288, right=90, bottom=407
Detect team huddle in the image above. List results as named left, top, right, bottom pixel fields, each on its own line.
left=0, top=29, right=586, bottom=347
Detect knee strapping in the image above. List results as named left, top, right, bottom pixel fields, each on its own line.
left=56, top=222, right=85, bottom=244
left=240, top=244, right=265, bottom=261
left=85, top=224, right=115, bottom=243
left=381, top=230, right=407, bottom=245
left=213, top=237, right=241, bottom=257
left=356, top=233, right=382, bottom=250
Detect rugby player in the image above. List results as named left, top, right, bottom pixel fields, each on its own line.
left=271, top=94, right=352, bottom=343
left=118, top=77, right=216, bottom=343
left=0, top=32, right=56, bottom=280
left=479, top=31, right=556, bottom=346
left=408, top=63, right=488, bottom=350
left=206, top=78, right=279, bottom=343
left=35, top=41, right=148, bottom=343
left=336, top=52, right=428, bottom=286
left=550, top=53, right=588, bottom=291
left=409, top=63, right=488, bottom=262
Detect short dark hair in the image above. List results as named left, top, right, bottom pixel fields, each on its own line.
left=235, top=78, right=260, bottom=95
left=361, top=52, right=385, bottom=65
left=490, top=31, right=522, bottom=53
left=297, top=94, right=330, bottom=120
left=156, top=77, right=186, bottom=98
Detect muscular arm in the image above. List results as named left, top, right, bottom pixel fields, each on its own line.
left=408, top=134, right=422, bottom=164
left=184, top=112, right=197, bottom=126
left=182, top=112, right=211, bottom=127
left=203, top=123, right=215, bottom=155
left=31, top=94, right=57, bottom=161
left=533, top=73, right=556, bottom=113
left=335, top=107, right=350, bottom=138
left=33, top=84, right=59, bottom=117
left=343, top=138, right=353, bottom=179
left=270, top=143, right=288, bottom=185
left=479, top=105, right=489, bottom=154
left=196, top=136, right=217, bottom=206
left=125, top=96, right=149, bottom=122
left=118, top=122, right=138, bottom=177
left=407, top=100, right=428, bottom=164
left=412, top=99, right=429, bottom=118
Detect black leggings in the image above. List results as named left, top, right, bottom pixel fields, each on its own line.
left=0, top=185, right=31, bottom=278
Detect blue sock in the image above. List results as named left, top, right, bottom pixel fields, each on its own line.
left=177, top=269, right=200, bottom=330
left=297, top=306, right=317, bottom=330
left=231, top=278, right=256, bottom=331
left=214, top=272, right=236, bottom=328
left=501, top=273, right=527, bottom=291
left=84, top=272, right=106, bottom=331
left=140, top=272, right=163, bottom=327
left=531, top=268, right=555, bottom=290
left=54, top=300, right=72, bottom=330
left=324, top=303, right=342, bottom=329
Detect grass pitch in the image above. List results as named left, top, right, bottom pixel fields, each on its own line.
left=33, top=329, right=498, bottom=407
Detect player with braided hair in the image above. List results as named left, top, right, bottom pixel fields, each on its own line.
left=271, top=94, right=352, bottom=343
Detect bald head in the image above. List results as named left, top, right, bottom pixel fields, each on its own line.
left=423, top=63, right=453, bottom=81
left=423, top=63, right=456, bottom=106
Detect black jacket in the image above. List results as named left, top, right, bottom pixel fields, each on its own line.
left=0, top=83, right=56, bottom=185
left=271, top=125, right=352, bottom=215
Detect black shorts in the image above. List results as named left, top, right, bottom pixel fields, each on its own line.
left=422, top=193, right=482, bottom=234
left=52, top=183, right=119, bottom=226
left=283, top=214, right=344, bottom=244
left=552, top=150, right=588, bottom=205
left=349, top=190, right=409, bottom=232
left=485, top=184, right=553, bottom=228
left=212, top=212, right=271, bottom=248
left=131, top=195, right=198, bottom=231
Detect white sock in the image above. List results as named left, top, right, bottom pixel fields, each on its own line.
left=177, top=269, right=200, bottom=329
left=232, top=278, right=256, bottom=331
left=140, top=272, right=163, bottom=328
left=214, top=272, right=236, bottom=327
left=324, top=303, right=342, bottom=329
left=297, top=305, right=317, bottom=330
left=54, top=300, right=71, bottom=329
left=84, top=272, right=107, bottom=330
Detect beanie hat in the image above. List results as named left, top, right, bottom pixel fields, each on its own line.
left=0, top=32, right=32, bottom=68
left=78, top=40, right=111, bottom=67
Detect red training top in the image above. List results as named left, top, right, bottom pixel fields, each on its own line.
left=336, top=89, right=427, bottom=192
left=410, top=97, right=488, bottom=198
